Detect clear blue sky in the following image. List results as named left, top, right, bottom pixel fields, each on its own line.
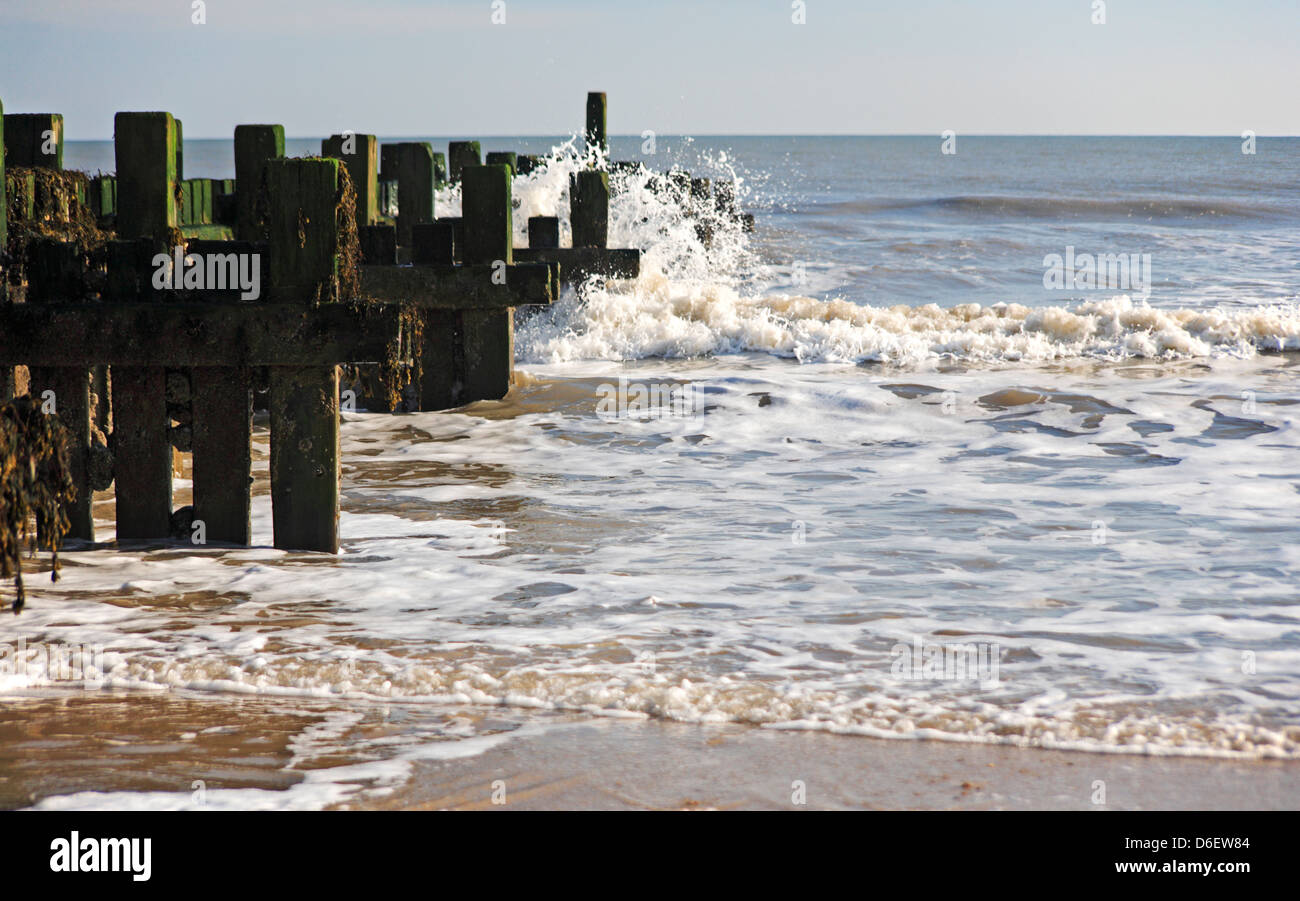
left=1, top=0, right=1295, bottom=139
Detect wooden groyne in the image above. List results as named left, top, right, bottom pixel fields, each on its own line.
left=0, top=92, right=753, bottom=583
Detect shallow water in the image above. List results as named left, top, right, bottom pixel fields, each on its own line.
left=5, top=135, right=1300, bottom=809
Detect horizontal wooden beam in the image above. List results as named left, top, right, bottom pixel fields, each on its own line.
left=0, top=302, right=410, bottom=367
left=359, top=262, right=558, bottom=310
left=514, top=247, right=640, bottom=281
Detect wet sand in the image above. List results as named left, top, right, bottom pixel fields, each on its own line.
left=5, top=691, right=1295, bottom=810
left=355, top=717, right=1300, bottom=811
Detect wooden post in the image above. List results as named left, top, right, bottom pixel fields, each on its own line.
left=3, top=113, right=63, bottom=169
left=485, top=151, right=517, bottom=176
left=111, top=366, right=172, bottom=539
left=115, top=112, right=177, bottom=238
left=394, top=142, right=435, bottom=248
left=174, top=119, right=183, bottom=181
left=462, top=166, right=512, bottom=267
left=447, top=141, right=481, bottom=184
left=266, top=158, right=342, bottom=552
left=88, top=176, right=117, bottom=219
left=432, top=152, right=448, bottom=188
left=233, top=124, right=285, bottom=241
left=586, top=92, right=607, bottom=156
left=458, top=164, right=513, bottom=402
left=112, top=111, right=178, bottom=540
left=528, top=216, right=559, bottom=249
left=359, top=224, right=397, bottom=264
left=570, top=170, right=609, bottom=248
left=191, top=366, right=252, bottom=545
left=322, top=133, right=379, bottom=229
left=517, top=155, right=541, bottom=176
left=412, top=222, right=455, bottom=264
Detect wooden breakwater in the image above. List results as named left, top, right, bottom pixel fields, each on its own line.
left=0, top=92, right=753, bottom=579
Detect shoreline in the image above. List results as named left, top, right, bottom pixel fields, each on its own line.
left=352, top=717, right=1300, bottom=811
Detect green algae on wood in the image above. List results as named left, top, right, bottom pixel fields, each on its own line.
left=447, top=141, right=481, bottom=184
left=233, top=124, right=285, bottom=241
left=114, top=112, right=178, bottom=239
left=322, top=133, right=379, bottom=229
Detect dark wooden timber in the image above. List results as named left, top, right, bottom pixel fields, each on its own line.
left=265, top=157, right=343, bottom=552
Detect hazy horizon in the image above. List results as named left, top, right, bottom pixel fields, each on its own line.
left=2, top=0, right=1296, bottom=140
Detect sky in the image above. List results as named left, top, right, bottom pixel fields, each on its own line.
left=0, top=0, right=1296, bottom=139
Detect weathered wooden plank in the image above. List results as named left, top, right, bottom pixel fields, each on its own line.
left=459, top=164, right=514, bottom=403
left=174, top=119, right=183, bottom=181
left=233, top=124, right=285, bottom=241
left=394, top=142, right=435, bottom=248
left=380, top=144, right=398, bottom=181
left=570, top=169, right=609, bottom=248
left=180, top=178, right=213, bottom=225
left=462, top=165, right=512, bottom=266
left=515, top=247, right=640, bottom=283
left=447, top=141, right=480, bottom=183
left=270, top=366, right=339, bottom=553
left=586, top=92, right=607, bottom=155
left=527, top=215, right=560, bottom=250
left=411, top=222, right=455, bottom=264
left=267, top=157, right=342, bottom=553
left=3, top=112, right=63, bottom=169
left=359, top=261, right=556, bottom=309
left=266, top=157, right=341, bottom=303
left=114, top=112, right=177, bottom=238
left=485, top=151, right=517, bottom=176
left=359, top=224, right=396, bottom=264
left=433, top=217, right=463, bottom=263
left=460, top=308, right=513, bottom=401
left=418, top=309, right=461, bottom=410
left=322, top=133, right=378, bottom=228
left=113, top=111, right=177, bottom=540
left=112, top=366, right=173, bottom=539
left=179, top=223, right=234, bottom=241
left=88, top=175, right=117, bottom=219
left=192, top=366, right=252, bottom=545
left=0, top=302, right=408, bottom=366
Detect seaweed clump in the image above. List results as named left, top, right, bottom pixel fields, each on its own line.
left=4, top=167, right=111, bottom=291
left=0, top=395, right=75, bottom=614
left=334, top=160, right=362, bottom=304
left=333, top=161, right=417, bottom=411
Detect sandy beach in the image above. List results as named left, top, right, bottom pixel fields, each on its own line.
left=356, top=718, right=1300, bottom=811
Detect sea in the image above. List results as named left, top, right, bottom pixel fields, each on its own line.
left=3, top=133, right=1299, bottom=809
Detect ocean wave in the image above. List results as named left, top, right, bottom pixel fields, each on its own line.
left=11, top=653, right=1295, bottom=761
left=519, top=285, right=1300, bottom=365
left=816, top=194, right=1291, bottom=222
